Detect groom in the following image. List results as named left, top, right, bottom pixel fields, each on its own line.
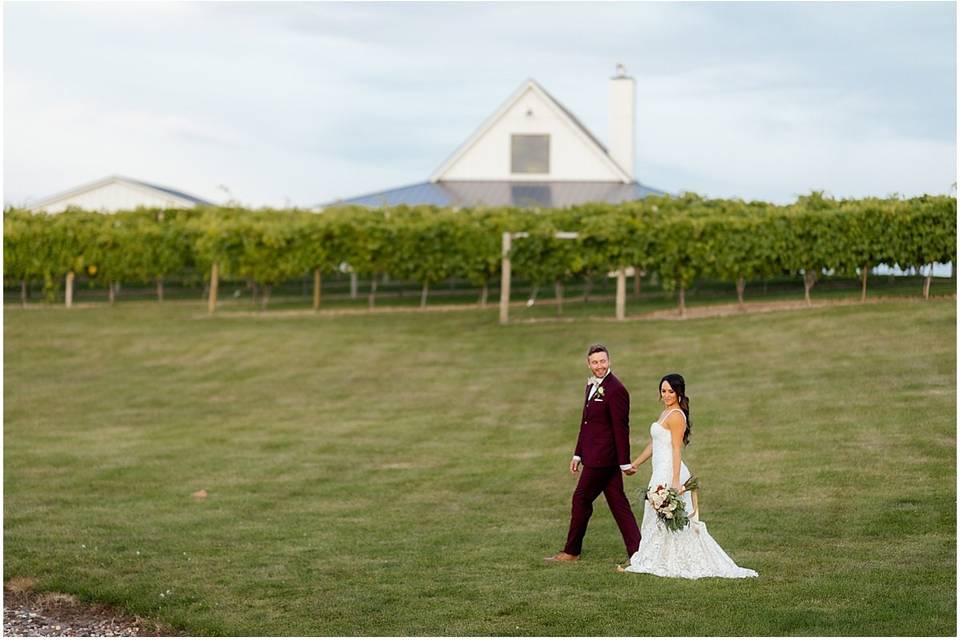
left=546, top=344, right=641, bottom=563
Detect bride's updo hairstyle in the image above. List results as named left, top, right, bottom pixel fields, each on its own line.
left=659, top=373, right=692, bottom=446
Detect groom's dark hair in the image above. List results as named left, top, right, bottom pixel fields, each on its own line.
left=587, top=344, right=609, bottom=357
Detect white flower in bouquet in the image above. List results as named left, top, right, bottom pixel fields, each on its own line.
left=647, top=485, right=667, bottom=508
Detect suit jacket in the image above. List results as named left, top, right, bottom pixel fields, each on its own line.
left=574, top=372, right=631, bottom=467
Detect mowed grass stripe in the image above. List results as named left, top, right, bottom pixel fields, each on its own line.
left=4, top=299, right=956, bottom=635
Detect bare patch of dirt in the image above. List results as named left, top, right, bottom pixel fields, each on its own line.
left=512, top=294, right=956, bottom=324
left=635, top=294, right=955, bottom=320
left=375, top=462, right=419, bottom=470
left=3, top=579, right=180, bottom=637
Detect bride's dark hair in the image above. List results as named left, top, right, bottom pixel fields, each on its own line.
left=659, top=373, right=692, bottom=445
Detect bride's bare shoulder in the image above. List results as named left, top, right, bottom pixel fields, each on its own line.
left=662, top=410, right=686, bottom=432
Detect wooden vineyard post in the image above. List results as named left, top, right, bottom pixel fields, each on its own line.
left=499, top=232, right=512, bottom=325
left=615, top=269, right=626, bottom=321
left=65, top=271, right=74, bottom=308
left=313, top=269, right=322, bottom=310
left=208, top=262, right=219, bottom=315
left=607, top=266, right=634, bottom=321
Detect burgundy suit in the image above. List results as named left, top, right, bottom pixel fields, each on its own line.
left=563, top=372, right=641, bottom=557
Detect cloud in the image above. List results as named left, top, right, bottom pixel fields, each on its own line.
left=3, top=2, right=955, bottom=207
left=633, top=61, right=956, bottom=201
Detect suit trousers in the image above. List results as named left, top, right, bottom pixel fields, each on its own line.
left=563, top=465, right=641, bottom=557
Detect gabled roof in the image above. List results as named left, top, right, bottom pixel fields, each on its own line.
left=537, top=83, right=609, bottom=155
left=324, top=180, right=667, bottom=209
left=428, top=79, right=632, bottom=183
left=30, top=175, right=213, bottom=209
left=123, top=177, right=213, bottom=204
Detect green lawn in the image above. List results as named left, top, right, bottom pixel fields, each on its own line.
left=4, top=297, right=956, bottom=635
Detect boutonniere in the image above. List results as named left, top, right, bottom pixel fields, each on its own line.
left=596, top=386, right=605, bottom=397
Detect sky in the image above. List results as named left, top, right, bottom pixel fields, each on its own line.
left=3, top=1, right=957, bottom=207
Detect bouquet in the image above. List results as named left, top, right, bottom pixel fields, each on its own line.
left=643, top=476, right=700, bottom=532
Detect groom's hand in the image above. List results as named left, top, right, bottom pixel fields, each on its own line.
left=623, top=465, right=637, bottom=476
left=569, top=458, right=580, bottom=474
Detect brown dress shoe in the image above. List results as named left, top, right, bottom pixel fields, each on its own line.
left=544, top=551, right=580, bottom=562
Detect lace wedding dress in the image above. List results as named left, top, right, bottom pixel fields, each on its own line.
left=623, top=408, right=758, bottom=579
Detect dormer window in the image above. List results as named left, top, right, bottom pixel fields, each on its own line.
left=511, top=134, right=550, bottom=174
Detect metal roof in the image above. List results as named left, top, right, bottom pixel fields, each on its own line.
left=324, top=180, right=667, bottom=209
left=30, top=175, right=213, bottom=209
left=123, top=177, right=213, bottom=205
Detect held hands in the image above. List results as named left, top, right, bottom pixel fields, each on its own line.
left=623, top=456, right=645, bottom=476
left=569, top=459, right=640, bottom=476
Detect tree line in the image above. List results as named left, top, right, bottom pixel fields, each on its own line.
left=3, top=193, right=956, bottom=313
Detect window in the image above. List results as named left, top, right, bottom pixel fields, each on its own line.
left=511, top=184, right=552, bottom=207
left=511, top=134, right=550, bottom=174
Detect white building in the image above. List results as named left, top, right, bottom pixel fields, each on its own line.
left=329, top=66, right=665, bottom=208
left=29, top=175, right=213, bottom=213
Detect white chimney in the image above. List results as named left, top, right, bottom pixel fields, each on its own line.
left=608, top=63, right=636, bottom=182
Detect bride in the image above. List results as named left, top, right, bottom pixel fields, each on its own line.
left=619, top=373, right=757, bottom=579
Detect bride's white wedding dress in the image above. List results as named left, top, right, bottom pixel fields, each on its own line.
left=623, top=408, right=758, bottom=579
